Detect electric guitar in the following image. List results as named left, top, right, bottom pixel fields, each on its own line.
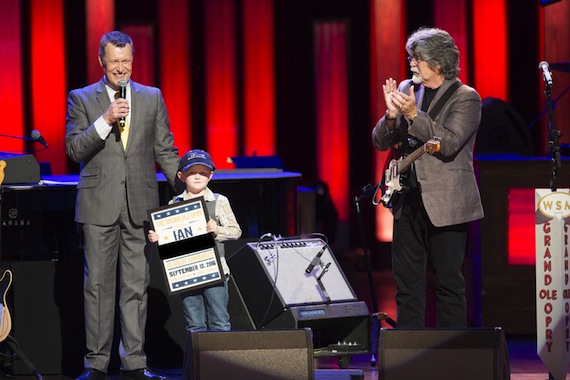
left=378, top=138, right=440, bottom=208
left=0, top=270, right=12, bottom=342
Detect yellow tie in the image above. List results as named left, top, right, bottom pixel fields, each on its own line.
left=121, top=116, right=129, bottom=149
left=115, top=91, right=129, bottom=149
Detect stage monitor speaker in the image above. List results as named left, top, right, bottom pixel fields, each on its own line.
left=0, top=153, right=40, bottom=184
left=183, top=328, right=314, bottom=380
left=227, top=238, right=357, bottom=328
left=379, top=327, right=511, bottom=380
left=477, top=97, right=534, bottom=156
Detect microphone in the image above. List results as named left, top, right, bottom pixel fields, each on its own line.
left=118, top=79, right=128, bottom=128
left=539, top=61, right=553, bottom=86
left=305, top=244, right=327, bottom=274
left=31, top=129, right=48, bottom=148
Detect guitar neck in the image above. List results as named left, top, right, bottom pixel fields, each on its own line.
left=398, top=145, right=427, bottom=173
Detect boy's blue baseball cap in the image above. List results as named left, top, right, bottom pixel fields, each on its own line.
left=178, top=149, right=216, bottom=172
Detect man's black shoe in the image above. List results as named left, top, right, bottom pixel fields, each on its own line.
left=120, top=368, right=166, bottom=380
left=76, top=368, right=107, bottom=380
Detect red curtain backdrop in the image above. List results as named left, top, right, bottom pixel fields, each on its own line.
left=472, top=0, right=507, bottom=101
left=434, top=0, right=469, bottom=84
left=0, top=0, right=23, bottom=153
left=537, top=5, right=547, bottom=157
left=314, top=22, right=349, bottom=222
left=2, top=0, right=566, bottom=264
left=204, top=0, right=238, bottom=168
left=30, top=0, right=67, bottom=174
left=86, top=0, right=114, bottom=84
left=242, top=0, right=275, bottom=156
left=158, top=0, right=192, bottom=155
left=370, top=0, right=405, bottom=242
left=122, top=25, right=155, bottom=87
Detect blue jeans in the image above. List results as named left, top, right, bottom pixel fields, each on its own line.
left=181, top=281, right=230, bottom=331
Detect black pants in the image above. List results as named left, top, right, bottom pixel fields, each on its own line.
left=392, top=189, right=468, bottom=328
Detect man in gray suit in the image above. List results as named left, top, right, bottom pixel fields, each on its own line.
left=372, top=27, right=484, bottom=329
left=65, top=31, right=179, bottom=380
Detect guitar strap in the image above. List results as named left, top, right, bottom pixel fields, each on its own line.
left=426, top=80, right=462, bottom=120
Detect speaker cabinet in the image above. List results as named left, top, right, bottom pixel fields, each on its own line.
left=228, top=238, right=357, bottom=327
left=379, top=328, right=510, bottom=380
left=228, top=238, right=369, bottom=352
left=183, top=329, right=314, bottom=380
left=0, top=153, right=40, bottom=185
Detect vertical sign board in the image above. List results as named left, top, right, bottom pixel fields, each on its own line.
left=535, top=189, right=570, bottom=380
left=148, top=197, right=224, bottom=295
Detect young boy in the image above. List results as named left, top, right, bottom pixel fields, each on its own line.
left=148, top=149, right=242, bottom=331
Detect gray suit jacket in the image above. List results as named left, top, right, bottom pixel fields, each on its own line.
left=372, top=78, right=484, bottom=227
left=65, top=78, right=179, bottom=226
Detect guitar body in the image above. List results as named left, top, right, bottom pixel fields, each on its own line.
left=380, top=156, right=406, bottom=207
left=379, top=138, right=441, bottom=208
left=0, top=270, right=12, bottom=342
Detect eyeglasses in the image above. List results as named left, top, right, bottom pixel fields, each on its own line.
left=407, top=56, right=421, bottom=63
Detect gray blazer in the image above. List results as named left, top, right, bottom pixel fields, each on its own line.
left=372, top=78, right=484, bottom=227
left=65, top=78, right=179, bottom=226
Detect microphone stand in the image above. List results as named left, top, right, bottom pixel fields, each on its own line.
left=354, top=184, right=396, bottom=367
left=316, top=262, right=331, bottom=303
left=541, top=72, right=559, bottom=380
left=544, top=82, right=561, bottom=191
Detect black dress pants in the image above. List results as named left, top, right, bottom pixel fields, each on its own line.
left=392, top=189, right=468, bottom=328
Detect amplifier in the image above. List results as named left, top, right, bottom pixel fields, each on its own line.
left=228, top=238, right=357, bottom=327
left=0, top=153, right=40, bottom=184
left=228, top=238, right=369, bottom=353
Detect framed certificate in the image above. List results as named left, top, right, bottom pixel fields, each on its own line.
left=148, top=197, right=224, bottom=295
